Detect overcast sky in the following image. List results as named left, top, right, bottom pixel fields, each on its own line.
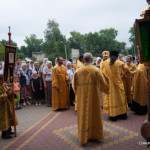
left=0, top=0, right=148, bottom=48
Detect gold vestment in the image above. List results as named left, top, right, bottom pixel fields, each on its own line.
left=0, top=83, right=18, bottom=131
left=75, top=60, right=83, bottom=111
left=133, top=64, right=148, bottom=106
left=102, top=60, right=128, bottom=117
left=52, top=65, right=69, bottom=110
left=72, top=65, right=109, bottom=144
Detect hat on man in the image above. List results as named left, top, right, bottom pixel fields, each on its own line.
left=102, top=51, right=110, bottom=57
left=110, top=51, right=119, bottom=57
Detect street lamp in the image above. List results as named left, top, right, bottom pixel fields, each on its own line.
left=61, top=41, right=67, bottom=60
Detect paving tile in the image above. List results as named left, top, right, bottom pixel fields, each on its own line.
left=0, top=105, right=147, bottom=150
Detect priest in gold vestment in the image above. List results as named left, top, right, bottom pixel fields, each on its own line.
left=74, top=55, right=84, bottom=111
left=0, top=75, right=18, bottom=139
left=100, top=51, right=110, bottom=68
left=131, top=63, right=148, bottom=115
left=72, top=53, right=109, bottom=144
left=52, top=57, right=69, bottom=110
left=100, top=51, right=110, bottom=112
left=124, top=56, right=136, bottom=105
left=102, top=51, right=129, bottom=121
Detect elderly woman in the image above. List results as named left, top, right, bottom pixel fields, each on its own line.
left=96, top=57, right=101, bottom=68
left=43, top=61, right=52, bottom=107
left=39, top=58, right=48, bottom=78
left=34, top=61, right=39, bottom=73
left=66, top=61, right=74, bottom=106
left=20, top=63, right=32, bottom=106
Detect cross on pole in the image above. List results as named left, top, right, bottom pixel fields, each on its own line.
left=8, top=25, right=11, bottom=45
left=8, top=26, right=11, bottom=33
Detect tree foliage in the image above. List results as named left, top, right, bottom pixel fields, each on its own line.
left=68, top=28, right=126, bottom=57
left=43, top=19, right=69, bottom=63
left=0, top=43, right=5, bottom=61
left=0, top=39, right=17, bottom=46
left=20, top=34, right=43, bottom=57
left=129, top=26, right=137, bottom=56
left=1, top=20, right=136, bottom=62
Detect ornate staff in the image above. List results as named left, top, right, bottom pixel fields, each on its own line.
left=4, top=26, right=17, bottom=137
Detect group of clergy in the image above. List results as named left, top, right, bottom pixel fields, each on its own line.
left=52, top=50, right=148, bottom=144
left=0, top=50, right=148, bottom=144
left=71, top=50, right=148, bottom=144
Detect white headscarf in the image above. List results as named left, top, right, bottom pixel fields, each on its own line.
left=32, top=71, right=37, bottom=75
left=1, top=61, right=4, bottom=70
left=21, top=63, right=27, bottom=68
left=46, top=61, right=52, bottom=66
left=66, top=61, right=71, bottom=67
left=96, top=57, right=101, bottom=65
left=43, top=58, right=48, bottom=65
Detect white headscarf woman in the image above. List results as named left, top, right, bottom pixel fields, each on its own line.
left=96, top=57, right=101, bottom=68
left=43, top=60, right=53, bottom=106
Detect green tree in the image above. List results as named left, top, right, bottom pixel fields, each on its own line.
left=43, top=19, right=68, bottom=62
left=99, top=28, right=117, bottom=51
left=0, top=43, right=5, bottom=61
left=129, top=26, right=137, bottom=56
left=68, top=28, right=126, bottom=57
left=16, top=53, right=25, bottom=60
left=84, top=32, right=102, bottom=56
left=68, top=31, right=85, bottom=55
left=0, top=39, right=17, bottom=46
left=23, top=34, right=43, bottom=57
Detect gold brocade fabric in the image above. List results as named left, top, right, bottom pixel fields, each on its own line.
left=52, top=65, right=69, bottom=110
left=0, top=83, right=18, bottom=131
left=133, top=64, right=148, bottom=106
left=100, top=59, right=104, bottom=68
left=72, top=65, right=109, bottom=144
left=75, top=60, right=83, bottom=111
left=123, top=63, right=136, bottom=104
left=102, top=60, right=128, bottom=117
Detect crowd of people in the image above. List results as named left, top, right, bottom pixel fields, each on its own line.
left=0, top=57, right=75, bottom=110
left=0, top=50, right=148, bottom=146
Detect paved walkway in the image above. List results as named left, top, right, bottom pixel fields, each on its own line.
left=0, top=105, right=147, bottom=150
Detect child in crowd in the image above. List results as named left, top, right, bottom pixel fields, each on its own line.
left=31, top=71, right=42, bottom=105
left=13, top=76, right=21, bottom=110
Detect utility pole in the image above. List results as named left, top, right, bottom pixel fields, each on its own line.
left=61, top=41, right=67, bottom=60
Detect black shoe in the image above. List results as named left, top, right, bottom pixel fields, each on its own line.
left=8, top=127, right=15, bottom=135
left=108, top=117, right=117, bottom=122
left=128, top=103, right=131, bottom=107
left=1, top=131, right=12, bottom=139
left=117, top=114, right=127, bottom=120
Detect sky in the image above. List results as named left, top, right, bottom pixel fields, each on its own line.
left=0, top=0, right=148, bottom=48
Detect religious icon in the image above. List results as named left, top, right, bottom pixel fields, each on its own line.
left=9, top=53, right=15, bottom=64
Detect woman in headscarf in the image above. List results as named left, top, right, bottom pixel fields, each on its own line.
left=96, top=57, right=101, bottom=68
left=38, top=58, right=48, bottom=78
left=0, top=63, right=3, bottom=74
left=66, top=61, right=75, bottom=106
left=20, top=63, right=32, bottom=106
left=43, top=61, right=53, bottom=107
left=29, top=61, right=35, bottom=78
